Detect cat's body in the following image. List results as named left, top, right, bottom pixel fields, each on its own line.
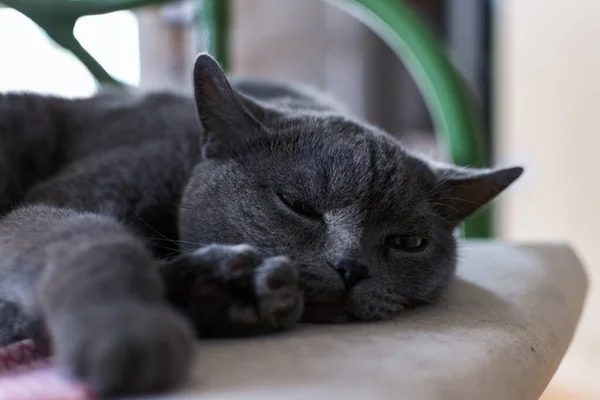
left=0, top=91, right=195, bottom=249
left=0, top=55, right=522, bottom=397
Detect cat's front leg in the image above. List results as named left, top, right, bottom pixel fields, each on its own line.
left=0, top=205, right=194, bottom=397
left=161, top=244, right=304, bottom=338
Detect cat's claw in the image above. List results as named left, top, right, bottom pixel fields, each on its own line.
left=163, top=244, right=304, bottom=337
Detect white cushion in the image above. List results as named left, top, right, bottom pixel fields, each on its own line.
left=156, top=242, right=588, bottom=400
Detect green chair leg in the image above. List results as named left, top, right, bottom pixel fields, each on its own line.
left=5, top=0, right=230, bottom=81
left=324, top=0, right=491, bottom=238
left=3, top=0, right=175, bottom=86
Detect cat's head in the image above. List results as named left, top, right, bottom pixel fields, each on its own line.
left=179, top=54, right=523, bottom=322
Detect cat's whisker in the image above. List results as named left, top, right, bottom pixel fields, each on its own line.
left=151, top=243, right=182, bottom=253
left=141, top=235, right=210, bottom=251
left=435, top=196, right=482, bottom=206
left=173, top=239, right=208, bottom=247
left=139, top=237, right=181, bottom=248
left=428, top=164, right=473, bottom=194
left=126, top=204, right=178, bottom=245
left=419, top=210, right=450, bottom=225
left=158, top=200, right=195, bottom=211
left=428, top=202, right=463, bottom=215
left=141, top=236, right=178, bottom=243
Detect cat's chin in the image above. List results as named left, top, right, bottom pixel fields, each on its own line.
left=301, top=293, right=404, bottom=323
left=300, top=285, right=394, bottom=323
left=300, top=298, right=351, bottom=323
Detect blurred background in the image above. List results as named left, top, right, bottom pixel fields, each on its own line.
left=0, top=0, right=598, bottom=398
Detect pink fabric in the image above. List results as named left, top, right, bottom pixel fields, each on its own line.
left=0, top=341, right=91, bottom=400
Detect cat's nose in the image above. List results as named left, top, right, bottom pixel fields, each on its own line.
left=329, top=258, right=370, bottom=289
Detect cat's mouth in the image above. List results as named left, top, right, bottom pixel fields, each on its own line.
left=297, top=263, right=372, bottom=322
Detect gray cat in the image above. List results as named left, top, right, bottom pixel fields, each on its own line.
left=0, top=54, right=521, bottom=396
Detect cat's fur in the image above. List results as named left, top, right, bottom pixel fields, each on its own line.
left=0, top=54, right=522, bottom=396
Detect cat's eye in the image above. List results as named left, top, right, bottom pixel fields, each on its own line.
left=277, top=192, right=321, bottom=219
left=387, top=235, right=428, bottom=252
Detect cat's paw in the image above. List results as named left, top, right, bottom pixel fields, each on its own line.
left=163, top=244, right=304, bottom=337
left=51, top=302, right=194, bottom=397
left=218, top=246, right=303, bottom=330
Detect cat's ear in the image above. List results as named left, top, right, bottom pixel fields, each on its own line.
left=431, top=164, right=523, bottom=226
left=193, top=53, right=263, bottom=159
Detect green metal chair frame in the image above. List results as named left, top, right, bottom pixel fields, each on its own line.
left=1, top=0, right=226, bottom=86
left=1, top=0, right=491, bottom=238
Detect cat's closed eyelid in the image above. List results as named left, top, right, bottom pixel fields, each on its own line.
left=275, top=191, right=322, bottom=219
